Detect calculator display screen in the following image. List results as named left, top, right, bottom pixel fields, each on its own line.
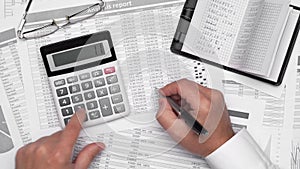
left=52, top=43, right=105, bottom=67
left=46, top=40, right=111, bottom=72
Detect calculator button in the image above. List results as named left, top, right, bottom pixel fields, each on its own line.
left=71, top=94, right=83, bottom=104
left=109, top=85, right=120, bottom=94
left=59, top=97, right=71, bottom=107
left=92, top=70, right=103, bottom=77
left=81, top=81, right=93, bottom=91
left=89, top=110, right=101, bottom=120
left=69, top=84, right=81, bottom=94
left=61, top=107, right=73, bottom=116
left=67, top=76, right=78, bottom=83
left=64, top=117, right=71, bottom=125
left=54, top=79, right=65, bottom=87
left=111, top=94, right=123, bottom=104
left=56, top=87, right=68, bottom=97
left=114, top=104, right=125, bottom=114
left=84, top=91, right=96, bottom=100
left=74, top=104, right=86, bottom=112
left=104, top=67, right=115, bottom=74
left=94, top=78, right=105, bottom=87
left=96, top=88, right=108, bottom=97
left=79, top=73, right=91, bottom=80
left=106, top=75, right=118, bottom=84
left=86, top=101, right=98, bottom=110
left=99, top=98, right=113, bottom=117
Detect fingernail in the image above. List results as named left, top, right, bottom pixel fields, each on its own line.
left=76, top=109, right=87, bottom=121
left=158, top=89, right=165, bottom=96
left=95, top=142, right=106, bottom=150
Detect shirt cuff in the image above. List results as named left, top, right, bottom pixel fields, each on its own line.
left=205, top=128, right=275, bottom=169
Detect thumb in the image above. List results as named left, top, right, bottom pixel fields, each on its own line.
left=74, top=142, right=105, bottom=169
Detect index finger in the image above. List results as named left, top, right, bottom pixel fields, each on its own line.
left=60, top=109, right=86, bottom=151
left=160, top=79, right=212, bottom=100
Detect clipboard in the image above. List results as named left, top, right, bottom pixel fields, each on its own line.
left=171, top=0, right=300, bottom=86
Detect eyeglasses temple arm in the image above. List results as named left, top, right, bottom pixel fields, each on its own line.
left=17, top=17, right=26, bottom=39
left=17, top=0, right=33, bottom=39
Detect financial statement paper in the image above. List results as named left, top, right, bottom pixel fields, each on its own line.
left=0, top=0, right=297, bottom=168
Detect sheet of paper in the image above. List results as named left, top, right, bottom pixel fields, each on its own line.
left=222, top=75, right=295, bottom=168
left=29, top=0, right=98, bottom=13
left=261, top=10, right=299, bottom=82
left=0, top=28, right=34, bottom=144
left=291, top=0, right=300, bottom=7
left=203, top=62, right=285, bottom=98
left=0, top=0, right=97, bottom=20
left=0, top=81, right=24, bottom=169
left=74, top=96, right=265, bottom=169
left=208, top=8, right=298, bottom=98
left=220, top=9, right=300, bottom=98
left=231, top=0, right=290, bottom=76
left=0, top=0, right=297, bottom=168
left=18, top=0, right=215, bottom=138
left=222, top=24, right=300, bottom=169
left=287, top=32, right=300, bottom=169
left=225, top=95, right=265, bottom=142
left=182, top=0, right=248, bottom=65
left=0, top=0, right=25, bottom=20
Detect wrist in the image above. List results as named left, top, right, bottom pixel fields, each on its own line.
left=204, top=127, right=234, bottom=157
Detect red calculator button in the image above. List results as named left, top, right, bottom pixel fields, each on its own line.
left=104, top=67, right=115, bottom=74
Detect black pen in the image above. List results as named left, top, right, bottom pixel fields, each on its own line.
left=17, top=0, right=33, bottom=38
left=154, top=86, right=209, bottom=135
left=165, top=96, right=208, bottom=135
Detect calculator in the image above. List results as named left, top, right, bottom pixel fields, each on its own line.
left=40, top=31, right=130, bottom=128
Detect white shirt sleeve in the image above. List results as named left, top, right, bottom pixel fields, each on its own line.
left=205, top=128, right=279, bottom=169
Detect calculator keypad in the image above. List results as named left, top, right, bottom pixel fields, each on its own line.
left=92, top=70, right=103, bottom=77
left=62, top=107, right=73, bottom=116
left=89, top=110, right=101, bottom=120
left=87, top=101, right=98, bottom=110
left=56, top=87, right=68, bottom=97
left=99, top=98, right=113, bottom=117
left=114, top=104, right=125, bottom=114
left=71, top=94, right=83, bottom=103
left=53, top=66, right=127, bottom=126
left=59, top=97, right=71, bottom=107
left=96, top=88, right=108, bottom=97
left=54, top=79, right=66, bottom=87
left=106, top=75, right=118, bottom=84
left=74, top=104, right=86, bottom=112
left=79, top=73, right=91, bottom=80
left=111, top=94, right=123, bottom=104
left=94, top=78, right=105, bottom=87
left=67, top=76, right=78, bottom=84
left=84, top=91, right=96, bottom=100
left=81, top=81, right=93, bottom=90
left=109, top=85, right=120, bottom=94
left=69, top=84, right=80, bottom=94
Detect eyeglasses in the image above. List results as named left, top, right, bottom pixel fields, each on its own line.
left=17, top=0, right=105, bottom=39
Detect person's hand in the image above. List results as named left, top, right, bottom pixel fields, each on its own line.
left=15, top=109, right=105, bottom=169
left=156, top=79, right=234, bottom=157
